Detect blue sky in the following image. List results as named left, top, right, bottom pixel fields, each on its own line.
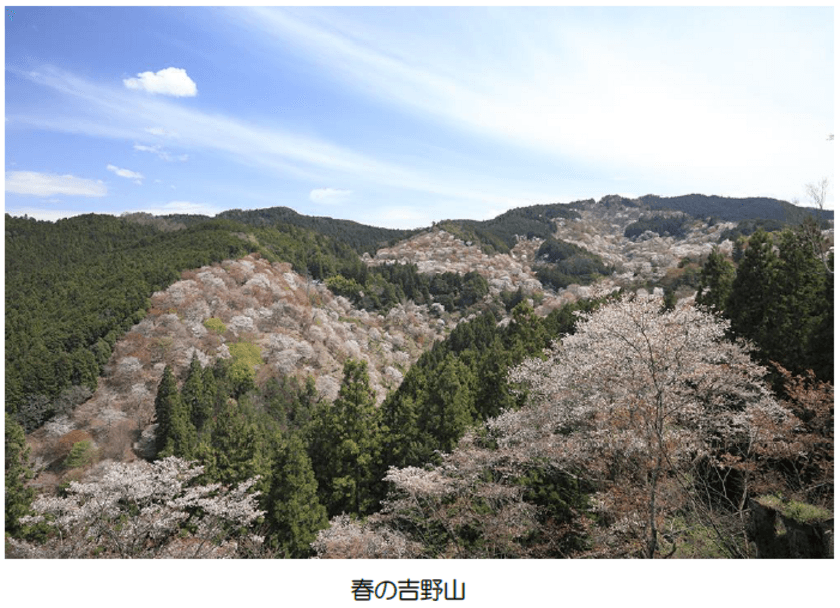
left=4, top=5, right=835, bottom=228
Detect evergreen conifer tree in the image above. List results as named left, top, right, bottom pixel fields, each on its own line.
left=203, top=399, right=269, bottom=492
left=152, top=365, right=196, bottom=458
left=727, top=230, right=777, bottom=351
left=418, top=354, right=476, bottom=456
left=265, top=432, right=328, bottom=557
left=154, top=365, right=178, bottom=455
left=182, top=354, right=213, bottom=433
left=307, top=359, right=382, bottom=517
left=5, top=413, right=34, bottom=537
left=696, top=247, right=735, bottom=313
left=770, top=230, right=825, bottom=374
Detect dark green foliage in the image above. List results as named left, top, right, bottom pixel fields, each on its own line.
left=719, top=218, right=787, bottom=241
left=500, top=286, right=527, bottom=312
left=150, top=355, right=331, bottom=550
left=257, top=375, right=319, bottom=432
left=182, top=355, right=214, bottom=434
left=5, top=413, right=34, bottom=538
left=437, top=220, right=510, bottom=254
left=417, top=354, right=476, bottom=455
left=765, top=231, right=826, bottom=374
left=716, top=228, right=833, bottom=384
left=153, top=366, right=177, bottom=454
left=217, top=206, right=420, bottom=255
left=808, top=260, right=834, bottom=382
left=379, top=299, right=597, bottom=472
left=638, top=193, right=832, bottom=223
left=154, top=365, right=196, bottom=458
left=537, top=237, right=591, bottom=263
left=534, top=238, right=611, bottom=290
left=13, top=395, right=53, bottom=435
left=5, top=214, right=255, bottom=421
left=727, top=230, right=778, bottom=350
left=428, top=270, right=489, bottom=311
left=307, top=360, right=384, bottom=517
left=624, top=214, right=689, bottom=239
left=435, top=202, right=582, bottom=254
left=326, top=263, right=489, bottom=314
left=264, top=432, right=329, bottom=557
left=516, top=466, right=592, bottom=556
left=248, top=223, right=367, bottom=281
left=200, top=398, right=270, bottom=492
left=62, top=440, right=96, bottom=470
left=696, top=248, right=736, bottom=313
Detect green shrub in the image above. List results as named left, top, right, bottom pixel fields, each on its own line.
left=229, top=341, right=263, bottom=369
left=63, top=440, right=97, bottom=469
left=203, top=317, right=227, bottom=334
left=325, top=275, right=364, bottom=300
left=227, top=342, right=263, bottom=396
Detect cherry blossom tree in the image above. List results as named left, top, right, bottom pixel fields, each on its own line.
left=7, top=457, right=264, bottom=559
left=506, top=292, right=791, bottom=557
left=311, top=513, right=421, bottom=559
left=314, top=430, right=588, bottom=559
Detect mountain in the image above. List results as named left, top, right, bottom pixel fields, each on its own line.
left=8, top=193, right=833, bottom=557
left=216, top=206, right=421, bottom=255
left=637, top=193, right=831, bottom=223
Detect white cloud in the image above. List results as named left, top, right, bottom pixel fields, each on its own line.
left=132, top=200, right=221, bottom=217
left=123, top=67, right=197, bottom=97
left=145, top=126, right=178, bottom=138
left=5, top=171, right=107, bottom=197
left=134, top=143, right=188, bottom=162
left=232, top=7, right=832, bottom=200
left=15, top=66, right=548, bottom=210
left=309, top=187, right=352, bottom=204
left=107, top=164, right=144, bottom=183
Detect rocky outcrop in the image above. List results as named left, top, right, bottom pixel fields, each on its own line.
left=748, top=497, right=833, bottom=558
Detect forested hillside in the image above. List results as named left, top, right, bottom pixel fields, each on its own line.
left=5, top=195, right=834, bottom=559
left=5, top=214, right=255, bottom=429
left=220, top=206, right=420, bottom=255
left=639, top=193, right=832, bottom=223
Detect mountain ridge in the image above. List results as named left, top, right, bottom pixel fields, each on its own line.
left=162, top=192, right=832, bottom=244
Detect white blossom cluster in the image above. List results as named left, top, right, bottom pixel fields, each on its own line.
left=311, top=514, right=421, bottom=559
left=551, top=199, right=736, bottom=286
left=25, top=253, right=454, bottom=493
left=507, top=293, right=779, bottom=458
left=355, top=292, right=792, bottom=558
left=9, top=457, right=264, bottom=559
left=503, top=292, right=790, bottom=553
left=368, top=230, right=543, bottom=294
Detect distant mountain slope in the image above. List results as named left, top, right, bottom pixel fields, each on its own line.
left=638, top=194, right=832, bottom=223
left=8, top=191, right=831, bottom=433
left=158, top=206, right=419, bottom=255
left=164, top=194, right=830, bottom=257
left=215, top=206, right=421, bottom=254
left=435, top=202, right=584, bottom=254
